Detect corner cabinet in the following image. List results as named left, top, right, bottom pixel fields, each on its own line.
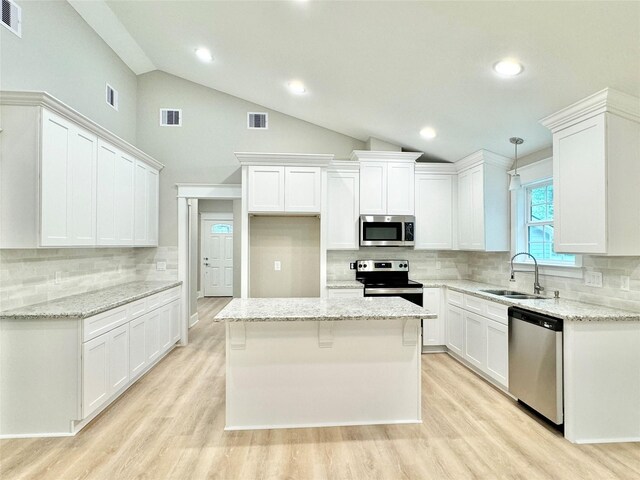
left=414, top=164, right=457, bottom=250
left=326, top=162, right=360, bottom=250
left=0, top=91, right=162, bottom=248
left=455, top=150, right=511, bottom=251
left=351, top=151, right=421, bottom=215
left=540, top=88, right=640, bottom=255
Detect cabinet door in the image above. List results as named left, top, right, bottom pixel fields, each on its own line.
left=387, top=162, right=415, bottom=215
left=171, top=300, right=181, bottom=344
left=464, top=311, right=486, bottom=370
left=41, top=110, right=97, bottom=246
left=115, top=153, right=135, bottom=244
left=96, top=140, right=118, bottom=245
left=469, top=165, right=485, bottom=250
left=553, top=114, right=607, bottom=253
left=284, top=167, right=321, bottom=213
left=82, top=334, right=109, bottom=418
left=158, top=304, right=172, bottom=353
left=145, top=309, right=160, bottom=362
left=248, top=166, right=285, bottom=212
left=486, top=319, right=508, bottom=388
left=457, top=169, right=472, bottom=250
left=360, top=161, right=387, bottom=214
left=134, top=161, right=149, bottom=245
left=129, top=315, right=147, bottom=379
left=422, top=288, right=443, bottom=346
left=108, top=324, right=129, bottom=393
left=146, top=167, right=159, bottom=246
left=326, top=171, right=359, bottom=249
left=446, top=304, right=464, bottom=356
left=415, top=174, right=454, bottom=249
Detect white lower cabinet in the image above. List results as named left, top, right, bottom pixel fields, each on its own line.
left=82, top=334, right=110, bottom=418
left=422, top=287, right=444, bottom=347
left=171, top=301, right=181, bottom=344
left=145, top=309, right=161, bottom=363
left=445, top=304, right=465, bottom=357
left=445, top=291, right=509, bottom=389
left=108, top=324, right=130, bottom=393
left=129, top=315, right=147, bottom=379
left=159, top=303, right=172, bottom=353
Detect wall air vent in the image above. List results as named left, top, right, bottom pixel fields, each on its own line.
left=2, top=0, right=21, bottom=38
left=248, top=112, right=268, bottom=129
left=106, top=84, right=118, bottom=110
left=160, top=109, right=182, bottom=127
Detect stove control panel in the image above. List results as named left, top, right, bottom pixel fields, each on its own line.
left=356, top=260, right=409, bottom=272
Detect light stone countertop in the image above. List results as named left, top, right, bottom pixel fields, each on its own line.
left=0, top=281, right=182, bottom=320
left=215, top=297, right=434, bottom=322
left=326, top=280, right=364, bottom=289
left=415, top=279, right=640, bottom=322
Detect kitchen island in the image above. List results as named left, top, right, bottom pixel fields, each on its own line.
left=215, top=297, right=432, bottom=430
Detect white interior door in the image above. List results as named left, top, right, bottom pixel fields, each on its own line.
left=203, top=219, right=233, bottom=297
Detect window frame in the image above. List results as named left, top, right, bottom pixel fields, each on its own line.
left=510, top=157, right=582, bottom=278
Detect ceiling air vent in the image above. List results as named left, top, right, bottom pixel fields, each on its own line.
left=248, top=112, right=268, bottom=130
left=160, top=109, right=182, bottom=127
left=2, top=0, right=21, bottom=38
left=106, top=84, right=118, bottom=111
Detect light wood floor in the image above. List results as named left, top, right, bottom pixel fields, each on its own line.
left=1, top=297, right=639, bottom=480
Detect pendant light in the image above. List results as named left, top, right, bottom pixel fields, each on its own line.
left=509, top=137, right=524, bottom=191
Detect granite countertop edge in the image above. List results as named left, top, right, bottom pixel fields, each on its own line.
left=218, top=313, right=431, bottom=322
left=0, top=281, right=183, bottom=320
left=325, top=280, right=364, bottom=289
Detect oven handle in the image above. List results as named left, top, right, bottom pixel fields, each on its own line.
left=365, top=288, right=423, bottom=295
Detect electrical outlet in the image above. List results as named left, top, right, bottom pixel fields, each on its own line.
left=54, top=271, right=62, bottom=284
left=621, top=275, right=630, bottom=291
left=585, top=271, right=603, bottom=288
left=156, top=261, right=167, bottom=271
left=274, top=260, right=281, bottom=271
left=436, top=261, right=442, bottom=270
left=349, top=262, right=356, bottom=270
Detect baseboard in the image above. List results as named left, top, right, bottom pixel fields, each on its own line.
left=197, top=290, right=203, bottom=299
left=224, top=418, right=422, bottom=431
left=422, top=345, right=446, bottom=354
left=189, top=312, right=199, bottom=328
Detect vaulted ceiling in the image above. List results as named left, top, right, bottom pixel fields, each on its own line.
left=77, top=1, right=640, bottom=161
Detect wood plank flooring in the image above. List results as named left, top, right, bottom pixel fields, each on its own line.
left=1, top=296, right=639, bottom=479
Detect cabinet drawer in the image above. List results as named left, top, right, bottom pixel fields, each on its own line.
left=83, top=306, right=128, bottom=342
left=484, top=301, right=508, bottom=325
left=447, top=290, right=464, bottom=307
left=127, top=298, right=147, bottom=319
left=159, top=286, right=181, bottom=305
left=146, top=292, right=161, bottom=311
left=463, top=294, right=484, bottom=314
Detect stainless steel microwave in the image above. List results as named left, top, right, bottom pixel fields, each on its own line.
left=359, top=215, right=415, bottom=247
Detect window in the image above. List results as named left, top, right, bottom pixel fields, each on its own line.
left=524, top=181, right=575, bottom=265
left=211, top=224, right=232, bottom=234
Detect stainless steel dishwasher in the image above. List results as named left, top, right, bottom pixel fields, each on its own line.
left=508, top=307, right=563, bottom=424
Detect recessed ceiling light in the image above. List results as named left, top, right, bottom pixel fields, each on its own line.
left=195, top=48, right=213, bottom=62
left=493, top=59, right=523, bottom=76
left=420, top=127, right=437, bottom=139
left=287, top=80, right=307, bottom=95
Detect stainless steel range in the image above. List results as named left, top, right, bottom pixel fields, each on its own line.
left=356, top=260, right=423, bottom=306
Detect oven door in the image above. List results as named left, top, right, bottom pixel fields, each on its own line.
left=360, top=216, right=404, bottom=247
left=364, top=287, right=423, bottom=307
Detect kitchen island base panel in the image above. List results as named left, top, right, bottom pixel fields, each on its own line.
left=225, top=319, right=421, bottom=430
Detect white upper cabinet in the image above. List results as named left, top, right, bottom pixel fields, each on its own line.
left=455, top=150, right=511, bottom=252
left=414, top=164, right=456, bottom=250
left=41, top=109, right=97, bottom=246
left=326, top=162, right=360, bottom=250
left=0, top=92, right=163, bottom=248
left=97, top=140, right=135, bottom=246
left=351, top=151, right=421, bottom=215
left=134, top=161, right=160, bottom=247
left=239, top=153, right=333, bottom=215
left=540, top=88, right=640, bottom=255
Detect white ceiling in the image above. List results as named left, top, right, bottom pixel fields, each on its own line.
left=100, top=1, right=639, bottom=161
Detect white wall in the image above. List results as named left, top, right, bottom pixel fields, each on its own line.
left=0, top=1, right=138, bottom=143
left=136, top=71, right=365, bottom=246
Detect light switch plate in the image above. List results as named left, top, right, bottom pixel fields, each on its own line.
left=585, top=271, right=603, bottom=288
left=156, top=261, right=167, bottom=271
left=621, top=275, right=630, bottom=291
left=54, top=271, right=62, bottom=284
left=274, top=260, right=281, bottom=271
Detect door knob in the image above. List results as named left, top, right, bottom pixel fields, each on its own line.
left=204, top=263, right=210, bottom=267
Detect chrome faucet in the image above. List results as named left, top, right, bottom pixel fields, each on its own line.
left=510, top=252, right=544, bottom=295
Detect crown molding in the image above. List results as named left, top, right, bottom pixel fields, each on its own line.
left=235, top=152, right=334, bottom=167
left=176, top=183, right=241, bottom=199
left=415, top=162, right=457, bottom=174
left=0, top=90, right=164, bottom=170
left=540, top=88, right=640, bottom=132
left=349, top=150, right=423, bottom=163
left=454, top=149, right=512, bottom=172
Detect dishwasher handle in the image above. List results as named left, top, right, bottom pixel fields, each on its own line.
left=508, top=307, right=563, bottom=332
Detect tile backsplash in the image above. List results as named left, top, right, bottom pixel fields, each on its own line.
left=0, top=247, right=179, bottom=311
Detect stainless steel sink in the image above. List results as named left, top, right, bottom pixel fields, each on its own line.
left=480, top=289, right=544, bottom=300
